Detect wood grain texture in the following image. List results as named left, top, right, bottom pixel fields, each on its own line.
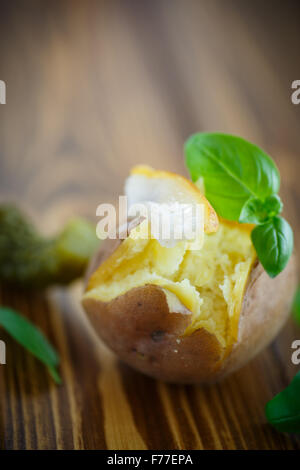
left=0, top=0, right=299, bottom=450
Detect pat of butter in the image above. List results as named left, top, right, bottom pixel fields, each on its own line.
left=128, top=202, right=204, bottom=250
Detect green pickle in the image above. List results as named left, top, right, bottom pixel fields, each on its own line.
left=0, top=205, right=99, bottom=287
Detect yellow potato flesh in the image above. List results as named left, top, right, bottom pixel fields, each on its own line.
left=85, top=221, right=256, bottom=348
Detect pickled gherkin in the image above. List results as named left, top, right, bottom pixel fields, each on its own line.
left=0, top=205, right=99, bottom=287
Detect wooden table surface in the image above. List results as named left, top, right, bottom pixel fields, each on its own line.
left=0, top=0, right=300, bottom=450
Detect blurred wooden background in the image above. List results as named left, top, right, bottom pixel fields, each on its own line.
left=0, top=0, right=299, bottom=450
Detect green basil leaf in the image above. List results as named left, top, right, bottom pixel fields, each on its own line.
left=293, top=287, right=300, bottom=325
left=48, top=365, right=62, bottom=384
left=0, top=306, right=61, bottom=384
left=239, top=194, right=283, bottom=224
left=185, top=133, right=280, bottom=220
left=263, top=194, right=284, bottom=216
left=251, top=216, right=293, bottom=278
left=265, top=371, right=300, bottom=434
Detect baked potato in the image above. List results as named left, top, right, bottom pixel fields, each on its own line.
left=82, top=213, right=297, bottom=384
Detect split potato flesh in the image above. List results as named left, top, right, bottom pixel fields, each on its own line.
left=82, top=219, right=297, bottom=383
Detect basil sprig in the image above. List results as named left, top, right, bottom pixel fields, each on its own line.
left=251, top=217, right=293, bottom=279
left=185, top=133, right=293, bottom=277
left=0, top=306, right=61, bottom=383
left=265, top=372, right=300, bottom=434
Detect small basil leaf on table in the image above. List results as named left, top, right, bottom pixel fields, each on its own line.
left=185, top=133, right=280, bottom=221
left=293, top=287, right=300, bottom=325
left=251, top=216, right=293, bottom=278
left=239, top=194, right=283, bottom=224
left=0, top=306, right=61, bottom=384
left=265, top=371, right=300, bottom=434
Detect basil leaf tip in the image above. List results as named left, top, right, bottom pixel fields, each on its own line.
left=0, top=306, right=61, bottom=384
left=265, top=371, right=300, bottom=434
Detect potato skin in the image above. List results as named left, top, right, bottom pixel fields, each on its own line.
left=82, top=237, right=297, bottom=384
